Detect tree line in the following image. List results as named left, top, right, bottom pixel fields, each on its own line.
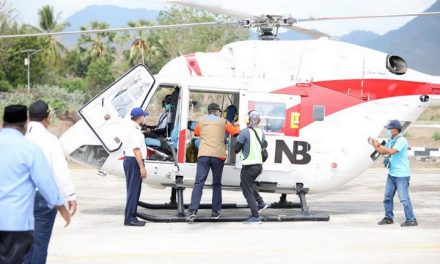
left=0, top=0, right=249, bottom=99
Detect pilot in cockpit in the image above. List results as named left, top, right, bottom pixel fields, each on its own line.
left=143, top=94, right=173, bottom=138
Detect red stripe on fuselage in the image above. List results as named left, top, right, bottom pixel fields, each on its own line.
left=274, top=79, right=435, bottom=129
left=178, top=129, right=186, bottom=163
left=184, top=54, right=202, bottom=76
left=316, top=79, right=433, bottom=100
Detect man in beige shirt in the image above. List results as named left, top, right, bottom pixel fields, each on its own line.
left=186, top=103, right=239, bottom=222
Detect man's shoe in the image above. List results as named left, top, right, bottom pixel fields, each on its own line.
left=244, top=216, right=261, bottom=225
left=258, top=202, right=269, bottom=213
left=186, top=212, right=197, bottom=222
left=124, top=220, right=146, bottom=227
left=211, top=211, right=220, bottom=220
left=377, top=217, right=394, bottom=225
left=401, top=219, right=418, bottom=227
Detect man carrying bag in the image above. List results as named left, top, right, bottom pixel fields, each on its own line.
left=234, top=110, right=269, bottom=224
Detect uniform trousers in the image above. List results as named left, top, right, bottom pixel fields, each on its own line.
left=123, top=157, right=142, bottom=223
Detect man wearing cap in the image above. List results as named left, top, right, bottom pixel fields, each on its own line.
left=186, top=103, right=240, bottom=222
left=24, top=100, right=77, bottom=264
left=368, top=120, right=418, bottom=227
left=122, top=107, right=148, bottom=226
left=234, top=110, right=268, bottom=224
left=0, top=105, right=71, bottom=264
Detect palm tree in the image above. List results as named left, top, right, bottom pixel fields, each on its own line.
left=117, top=19, right=157, bottom=66
left=30, top=5, right=69, bottom=65
left=78, top=21, right=116, bottom=60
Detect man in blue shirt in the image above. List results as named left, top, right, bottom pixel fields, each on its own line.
left=0, top=105, right=71, bottom=263
left=369, top=119, right=417, bottom=227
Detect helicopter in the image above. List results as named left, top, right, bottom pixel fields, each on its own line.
left=8, top=2, right=439, bottom=222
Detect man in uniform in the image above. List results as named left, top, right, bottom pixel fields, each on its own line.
left=122, top=107, right=148, bottom=226
left=0, top=105, right=70, bottom=263
left=186, top=103, right=240, bottom=222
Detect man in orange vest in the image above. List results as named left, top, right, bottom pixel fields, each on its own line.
left=186, top=103, right=239, bottom=222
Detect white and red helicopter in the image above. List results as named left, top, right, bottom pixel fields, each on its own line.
left=10, top=2, right=438, bottom=221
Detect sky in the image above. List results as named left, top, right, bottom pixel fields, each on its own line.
left=9, top=0, right=438, bottom=36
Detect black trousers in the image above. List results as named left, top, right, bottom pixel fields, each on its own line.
left=123, top=157, right=142, bottom=223
left=240, top=164, right=263, bottom=218
left=0, top=231, right=34, bottom=264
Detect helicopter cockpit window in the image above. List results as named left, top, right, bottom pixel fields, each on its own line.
left=249, top=101, right=286, bottom=134
left=111, top=76, right=151, bottom=117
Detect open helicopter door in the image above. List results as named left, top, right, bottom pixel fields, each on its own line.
left=237, top=91, right=301, bottom=171
left=78, top=65, right=155, bottom=152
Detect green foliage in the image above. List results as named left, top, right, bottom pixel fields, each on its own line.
left=63, top=49, right=91, bottom=78
left=1, top=4, right=250, bottom=92
left=33, top=85, right=87, bottom=113
left=0, top=85, right=87, bottom=122
left=433, top=131, right=440, bottom=141
left=85, top=58, right=115, bottom=97
left=0, top=70, right=12, bottom=91
left=59, top=78, right=87, bottom=93
left=0, top=80, right=12, bottom=92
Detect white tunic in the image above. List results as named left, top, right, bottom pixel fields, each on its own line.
left=122, top=120, right=147, bottom=159
left=26, top=121, right=76, bottom=201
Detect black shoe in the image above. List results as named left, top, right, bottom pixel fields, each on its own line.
left=401, top=219, right=418, bottom=227
left=211, top=211, right=220, bottom=220
left=377, top=217, right=393, bottom=225
left=124, top=220, right=146, bottom=226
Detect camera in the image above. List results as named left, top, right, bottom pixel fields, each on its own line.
left=383, top=157, right=390, bottom=168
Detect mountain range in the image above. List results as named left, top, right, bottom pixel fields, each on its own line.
left=63, top=2, right=440, bottom=75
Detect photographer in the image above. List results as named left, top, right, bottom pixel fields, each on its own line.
left=368, top=120, right=417, bottom=227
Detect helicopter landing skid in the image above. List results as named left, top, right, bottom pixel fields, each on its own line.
left=136, top=177, right=329, bottom=222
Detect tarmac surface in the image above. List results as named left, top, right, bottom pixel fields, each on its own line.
left=47, top=166, right=440, bottom=264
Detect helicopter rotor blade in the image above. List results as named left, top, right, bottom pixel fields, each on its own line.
left=166, top=0, right=259, bottom=19
left=297, top=11, right=440, bottom=23
left=282, top=25, right=329, bottom=38
left=0, top=21, right=240, bottom=39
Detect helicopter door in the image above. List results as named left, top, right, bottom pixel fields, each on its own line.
left=78, top=65, right=155, bottom=152
left=238, top=91, right=301, bottom=170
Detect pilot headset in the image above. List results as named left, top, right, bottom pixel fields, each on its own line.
left=222, top=105, right=238, bottom=122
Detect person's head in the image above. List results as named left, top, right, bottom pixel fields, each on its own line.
left=246, top=110, right=260, bottom=128
left=130, top=107, right=148, bottom=125
left=29, top=100, right=52, bottom=128
left=162, top=94, right=173, bottom=111
left=2, top=104, right=28, bottom=134
left=384, top=119, right=402, bottom=137
left=207, top=103, right=221, bottom=116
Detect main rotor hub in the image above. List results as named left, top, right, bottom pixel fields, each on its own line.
left=240, top=14, right=297, bottom=40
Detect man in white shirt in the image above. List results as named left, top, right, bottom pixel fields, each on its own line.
left=122, top=107, right=148, bottom=226
left=24, top=100, right=77, bottom=264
